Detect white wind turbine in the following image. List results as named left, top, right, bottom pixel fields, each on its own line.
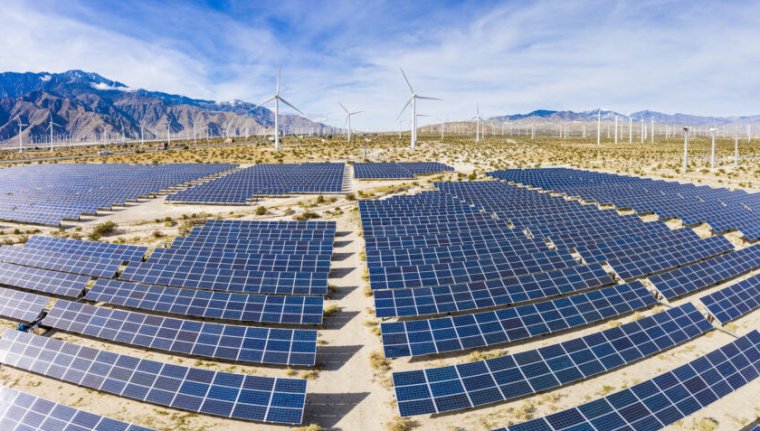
left=472, top=103, right=484, bottom=143
left=258, top=70, right=305, bottom=151
left=397, top=68, right=440, bottom=150
left=16, top=116, right=27, bottom=153
left=47, top=112, right=61, bottom=151
left=339, top=103, right=362, bottom=143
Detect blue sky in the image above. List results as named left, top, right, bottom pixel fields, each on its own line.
left=2, top=0, right=759, bottom=130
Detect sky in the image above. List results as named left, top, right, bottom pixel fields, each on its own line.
left=2, top=0, right=759, bottom=130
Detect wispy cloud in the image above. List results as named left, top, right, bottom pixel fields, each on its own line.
left=2, top=0, right=759, bottom=129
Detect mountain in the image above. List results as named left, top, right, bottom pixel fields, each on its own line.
left=489, top=109, right=760, bottom=125
left=0, top=70, right=334, bottom=145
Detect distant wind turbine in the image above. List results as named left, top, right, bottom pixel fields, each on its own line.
left=596, top=108, right=602, bottom=145
left=339, top=103, right=362, bottom=143
left=397, top=68, right=440, bottom=150
left=258, top=70, right=305, bottom=150
left=472, top=103, right=484, bottom=143
left=47, top=112, right=61, bottom=151
left=16, top=116, right=27, bottom=153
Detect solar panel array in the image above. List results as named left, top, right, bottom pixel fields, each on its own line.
left=650, top=244, right=760, bottom=299
left=85, top=278, right=324, bottom=325
left=166, top=163, right=345, bottom=204
left=381, top=281, right=656, bottom=358
left=119, top=220, right=334, bottom=295
left=42, top=300, right=317, bottom=366
left=0, top=164, right=234, bottom=226
left=25, top=235, right=148, bottom=263
left=495, top=330, right=760, bottom=431
left=0, top=330, right=307, bottom=425
left=354, top=162, right=453, bottom=179
left=0, top=287, right=48, bottom=322
left=393, top=303, right=712, bottom=416
left=700, top=274, right=760, bottom=324
left=0, top=246, right=124, bottom=278
left=489, top=167, right=760, bottom=241
left=0, top=262, right=90, bottom=298
left=0, top=385, right=153, bottom=431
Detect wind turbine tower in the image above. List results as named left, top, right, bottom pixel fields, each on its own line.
left=397, top=68, right=440, bottom=150
left=258, top=70, right=306, bottom=150
left=339, top=103, right=363, bottom=143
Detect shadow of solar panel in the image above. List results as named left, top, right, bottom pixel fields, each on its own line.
left=25, top=235, right=147, bottom=262
left=494, top=330, right=760, bottom=431
left=0, top=287, right=48, bottom=322
left=393, top=303, right=712, bottom=416
left=381, top=281, right=657, bottom=358
left=0, top=330, right=307, bottom=425
left=374, top=263, right=614, bottom=318
left=0, top=246, right=122, bottom=278
left=650, top=245, right=760, bottom=299
left=0, top=262, right=89, bottom=298
left=700, top=274, right=760, bottom=324
left=0, top=384, right=153, bottom=431
left=85, top=279, right=324, bottom=325
left=42, top=300, right=317, bottom=366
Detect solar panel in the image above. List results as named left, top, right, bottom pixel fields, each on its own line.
left=0, top=262, right=89, bottom=298
left=0, top=164, right=235, bottom=226
left=381, top=281, right=657, bottom=358
left=0, top=287, right=48, bottom=322
left=649, top=245, right=760, bottom=299
left=25, top=235, right=148, bottom=262
left=0, top=330, right=307, bottom=425
left=494, top=330, right=760, bottom=431
left=0, top=384, right=153, bottom=431
left=0, top=246, right=122, bottom=278
left=42, top=300, right=317, bottom=366
left=393, top=303, right=712, bottom=416
left=700, top=274, right=760, bottom=324
left=85, top=279, right=324, bottom=325
left=374, top=263, right=614, bottom=318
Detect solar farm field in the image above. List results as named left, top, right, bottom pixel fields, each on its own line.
left=0, top=149, right=757, bottom=431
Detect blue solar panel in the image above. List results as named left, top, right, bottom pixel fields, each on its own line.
left=0, top=262, right=89, bottom=298
left=0, top=330, right=307, bottom=425
left=393, top=303, right=712, bottom=416
left=374, top=263, right=614, bottom=318
left=494, top=330, right=760, bottom=431
left=25, top=235, right=148, bottom=262
left=41, top=300, right=318, bottom=366
left=0, top=384, right=153, bottom=431
left=0, top=287, right=48, bottom=322
left=700, top=274, right=760, bottom=324
left=167, top=163, right=345, bottom=204
left=649, top=245, right=760, bottom=299
left=85, top=279, right=324, bottom=325
left=381, top=281, right=656, bottom=358
left=0, top=246, right=122, bottom=278
left=0, top=164, right=235, bottom=226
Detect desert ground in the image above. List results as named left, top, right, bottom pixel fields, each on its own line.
left=0, top=132, right=758, bottom=431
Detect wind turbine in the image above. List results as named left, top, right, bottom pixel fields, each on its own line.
left=339, top=103, right=362, bottom=143
left=397, top=68, right=440, bottom=150
left=472, top=103, right=484, bottom=143
left=16, top=116, right=27, bottom=153
left=258, top=70, right=305, bottom=150
left=47, top=112, right=61, bottom=151
left=596, top=108, right=602, bottom=145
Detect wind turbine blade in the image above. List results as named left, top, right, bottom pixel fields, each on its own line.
left=338, top=103, right=349, bottom=114
left=416, top=96, right=441, bottom=101
left=278, top=97, right=305, bottom=116
left=396, top=97, right=413, bottom=120
left=399, top=68, right=415, bottom=94
left=276, top=69, right=281, bottom=95
left=350, top=111, right=363, bottom=115
left=257, top=96, right=276, bottom=107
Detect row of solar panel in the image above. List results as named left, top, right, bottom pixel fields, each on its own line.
left=353, top=162, right=453, bottom=179
left=495, top=330, right=760, bottom=431
left=0, top=330, right=306, bottom=425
